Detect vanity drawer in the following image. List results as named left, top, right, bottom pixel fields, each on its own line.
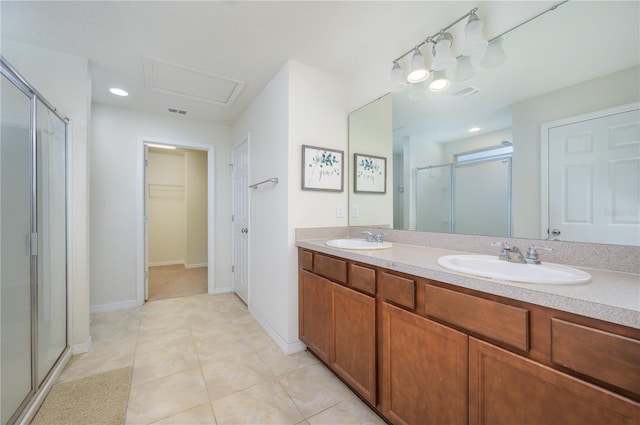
left=381, top=272, right=416, bottom=310
left=425, top=284, right=529, bottom=352
left=349, top=263, right=376, bottom=296
left=314, top=253, right=347, bottom=285
left=551, top=318, right=640, bottom=395
left=299, top=249, right=314, bottom=272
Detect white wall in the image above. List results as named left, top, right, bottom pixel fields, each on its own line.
left=288, top=61, right=348, bottom=342
left=148, top=151, right=186, bottom=265
left=185, top=150, right=208, bottom=267
left=233, top=61, right=347, bottom=351
left=512, top=66, right=640, bottom=238
left=90, top=103, right=231, bottom=309
left=2, top=40, right=92, bottom=351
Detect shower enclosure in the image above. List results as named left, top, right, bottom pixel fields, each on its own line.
left=1, top=56, right=69, bottom=425
left=415, top=146, right=512, bottom=237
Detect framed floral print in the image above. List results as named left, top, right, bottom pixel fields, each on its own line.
left=354, top=153, right=386, bottom=194
left=301, top=145, right=344, bottom=191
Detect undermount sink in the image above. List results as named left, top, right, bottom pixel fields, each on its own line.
left=437, top=254, right=592, bottom=285
left=326, top=238, right=393, bottom=250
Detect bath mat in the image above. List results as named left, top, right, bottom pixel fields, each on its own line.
left=31, top=366, right=132, bottom=425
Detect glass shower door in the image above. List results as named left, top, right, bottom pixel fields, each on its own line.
left=453, top=157, right=512, bottom=236
left=1, top=69, right=34, bottom=424
left=36, top=100, right=67, bottom=386
left=415, top=164, right=452, bottom=233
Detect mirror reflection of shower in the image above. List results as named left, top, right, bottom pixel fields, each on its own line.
left=415, top=143, right=512, bottom=236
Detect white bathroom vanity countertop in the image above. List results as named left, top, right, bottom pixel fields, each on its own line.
left=297, top=238, right=640, bottom=330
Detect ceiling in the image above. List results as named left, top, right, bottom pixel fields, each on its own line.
left=1, top=1, right=560, bottom=125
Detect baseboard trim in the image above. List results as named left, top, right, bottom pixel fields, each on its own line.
left=72, top=335, right=92, bottom=355
left=213, top=285, right=232, bottom=294
left=185, top=263, right=208, bottom=269
left=249, top=306, right=306, bottom=355
left=90, top=299, right=138, bottom=314
left=149, top=260, right=184, bottom=267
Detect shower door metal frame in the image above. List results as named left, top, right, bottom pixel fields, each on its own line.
left=1, top=55, right=71, bottom=425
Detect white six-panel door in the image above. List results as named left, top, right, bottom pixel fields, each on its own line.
left=232, top=138, right=249, bottom=304
left=546, top=105, right=640, bottom=245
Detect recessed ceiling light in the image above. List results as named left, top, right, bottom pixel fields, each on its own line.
left=468, top=127, right=481, bottom=133
left=146, top=143, right=176, bottom=150
left=109, top=88, right=128, bottom=97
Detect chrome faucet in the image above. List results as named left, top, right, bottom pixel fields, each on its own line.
left=525, top=245, right=553, bottom=264
left=501, top=243, right=526, bottom=263
left=493, top=242, right=552, bottom=264
left=362, top=231, right=384, bottom=243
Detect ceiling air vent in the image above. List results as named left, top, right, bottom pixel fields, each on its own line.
left=168, top=108, right=188, bottom=115
left=143, top=56, right=245, bottom=107
left=453, top=86, right=480, bottom=98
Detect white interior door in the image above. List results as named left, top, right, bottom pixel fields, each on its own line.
left=548, top=107, right=640, bottom=245
left=232, top=139, right=249, bottom=304
left=144, top=145, right=149, bottom=301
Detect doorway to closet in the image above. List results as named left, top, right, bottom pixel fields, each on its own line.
left=146, top=145, right=208, bottom=301
left=136, top=137, right=215, bottom=306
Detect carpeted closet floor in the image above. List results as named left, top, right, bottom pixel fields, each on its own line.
left=148, top=265, right=207, bottom=302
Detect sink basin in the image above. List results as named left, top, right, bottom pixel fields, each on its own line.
left=437, top=254, right=591, bottom=284
left=326, top=239, right=393, bottom=250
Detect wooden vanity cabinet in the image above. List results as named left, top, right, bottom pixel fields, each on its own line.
left=299, top=247, right=640, bottom=425
left=298, top=250, right=377, bottom=405
left=382, top=302, right=468, bottom=425
left=299, top=269, right=332, bottom=363
left=469, top=338, right=640, bottom=425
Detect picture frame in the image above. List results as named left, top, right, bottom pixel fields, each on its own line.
left=301, top=145, right=344, bottom=192
left=354, top=153, right=387, bottom=194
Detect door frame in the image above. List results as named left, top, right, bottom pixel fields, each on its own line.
left=540, top=101, right=640, bottom=239
left=135, top=136, right=215, bottom=306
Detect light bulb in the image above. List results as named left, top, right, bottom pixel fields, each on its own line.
left=462, top=12, right=488, bottom=56
left=481, top=37, right=507, bottom=68
left=390, top=61, right=407, bottom=92
left=432, top=33, right=457, bottom=71
left=407, top=48, right=429, bottom=83
left=429, top=70, right=450, bottom=93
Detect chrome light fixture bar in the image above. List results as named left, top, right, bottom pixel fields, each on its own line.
left=389, top=7, right=487, bottom=92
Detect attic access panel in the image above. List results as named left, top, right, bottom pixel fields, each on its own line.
left=143, top=56, right=245, bottom=107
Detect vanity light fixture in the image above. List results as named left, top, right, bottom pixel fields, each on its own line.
left=389, top=7, right=488, bottom=91
left=390, top=61, right=408, bottom=92
left=408, top=82, right=428, bottom=101
left=454, top=55, right=474, bottom=81
left=407, top=48, right=429, bottom=83
left=462, top=10, right=489, bottom=56
left=481, top=37, right=507, bottom=68
left=429, top=70, right=451, bottom=92
left=109, top=87, right=128, bottom=97
left=468, top=127, right=481, bottom=133
left=431, top=32, right=457, bottom=71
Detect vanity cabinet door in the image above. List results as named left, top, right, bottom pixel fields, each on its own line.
left=469, top=337, right=640, bottom=425
left=299, top=270, right=332, bottom=363
left=332, top=283, right=377, bottom=405
left=382, top=302, right=468, bottom=425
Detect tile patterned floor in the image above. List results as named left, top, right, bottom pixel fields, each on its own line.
left=58, top=293, right=386, bottom=425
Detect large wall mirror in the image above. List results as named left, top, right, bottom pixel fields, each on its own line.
left=348, top=1, right=640, bottom=246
